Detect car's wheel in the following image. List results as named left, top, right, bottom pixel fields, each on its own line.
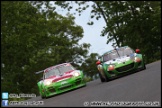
left=40, top=91, right=46, bottom=99
left=98, top=71, right=110, bottom=82
left=104, top=73, right=110, bottom=82
left=143, top=63, right=146, bottom=70
left=98, top=72, right=105, bottom=82
left=41, top=95, right=46, bottom=99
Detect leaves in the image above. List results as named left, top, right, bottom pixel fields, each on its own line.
left=2, top=1, right=161, bottom=95
left=1, top=1, right=90, bottom=94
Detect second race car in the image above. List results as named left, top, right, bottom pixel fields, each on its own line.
left=96, top=46, right=146, bottom=82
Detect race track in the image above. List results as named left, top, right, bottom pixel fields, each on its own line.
left=9, top=60, right=161, bottom=107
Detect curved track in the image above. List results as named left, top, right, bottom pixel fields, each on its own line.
left=10, top=60, right=161, bottom=107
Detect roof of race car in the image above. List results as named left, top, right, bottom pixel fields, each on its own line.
left=102, top=46, right=130, bottom=56
left=44, top=63, right=71, bottom=73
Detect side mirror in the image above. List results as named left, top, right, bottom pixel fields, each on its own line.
left=135, top=49, right=140, bottom=53
left=96, top=60, right=101, bottom=65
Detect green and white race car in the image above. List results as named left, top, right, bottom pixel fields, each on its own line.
left=36, top=63, right=86, bottom=99
left=96, top=46, right=146, bottom=82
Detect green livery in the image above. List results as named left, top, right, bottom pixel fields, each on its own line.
left=96, top=46, right=146, bottom=82
left=37, top=63, right=86, bottom=99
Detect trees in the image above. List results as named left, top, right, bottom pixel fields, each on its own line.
left=1, top=1, right=161, bottom=95
left=2, top=1, right=42, bottom=93
left=81, top=53, right=99, bottom=80
left=51, top=1, right=161, bottom=63
left=1, top=1, right=90, bottom=94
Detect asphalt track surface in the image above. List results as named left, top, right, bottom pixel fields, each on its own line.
left=8, top=60, right=161, bottom=107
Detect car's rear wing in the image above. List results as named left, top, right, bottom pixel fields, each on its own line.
left=35, top=70, right=44, bottom=74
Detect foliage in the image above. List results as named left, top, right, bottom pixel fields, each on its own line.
left=83, top=76, right=93, bottom=82
left=1, top=1, right=161, bottom=96
left=52, top=1, right=161, bottom=64
left=81, top=53, right=99, bottom=79
left=1, top=1, right=90, bottom=95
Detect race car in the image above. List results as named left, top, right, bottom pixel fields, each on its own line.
left=36, top=63, right=86, bottom=99
left=96, top=46, right=146, bottom=82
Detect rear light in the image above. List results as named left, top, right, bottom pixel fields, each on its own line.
left=108, top=65, right=115, bottom=71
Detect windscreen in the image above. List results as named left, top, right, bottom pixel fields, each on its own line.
left=44, top=64, right=75, bottom=79
left=103, top=47, right=134, bottom=62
